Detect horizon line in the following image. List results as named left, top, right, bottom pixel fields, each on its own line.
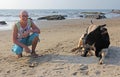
left=0, top=8, right=117, bottom=10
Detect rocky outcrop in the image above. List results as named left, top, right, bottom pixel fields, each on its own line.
left=81, top=12, right=105, bottom=15
left=84, top=14, right=106, bottom=19
left=80, top=12, right=106, bottom=19
left=111, top=9, right=120, bottom=14
left=37, top=15, right=65, bottom=20
left=0, top=21, right=7, bottom=25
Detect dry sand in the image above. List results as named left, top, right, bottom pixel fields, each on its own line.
left=0, top=18, right=120, bottom=77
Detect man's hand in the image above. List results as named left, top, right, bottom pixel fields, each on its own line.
left=22, top=31, right=29, bottom=38
left=24, top=46, right=31, bottom=53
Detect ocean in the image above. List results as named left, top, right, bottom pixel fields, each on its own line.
left=0, top=9, right=120, bottom=31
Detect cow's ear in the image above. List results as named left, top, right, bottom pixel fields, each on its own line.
left=97, top=25, right=101, bottom=29
left=101, top=24, right=106, bottom=27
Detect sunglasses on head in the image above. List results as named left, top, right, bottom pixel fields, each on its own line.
left=22, top=15, right=28, bottom=17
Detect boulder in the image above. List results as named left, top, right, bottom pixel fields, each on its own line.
left=81, top=12, right=105, bottom=15
left=111, top=9, right=120, bottom=14
left=80, top=12, right=106, bottom=19
left=37, top=15, right=65, bottom=20
left=84, top=14, right=106, bottom=19
left=0, top=21, right=7, bottom=25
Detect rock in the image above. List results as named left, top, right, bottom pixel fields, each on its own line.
left=81, top=12, right=106, bottom=19
left=52, top=11, right=58, bottom=13
left=72, top=72, right=77, bottom=76
left=81, top=12, right=105, bottom=15
left=79, top=64, right=88, bottom=70
left=29, top=62, right=38, bottom=68
left=111, top=9, right=120, bottom=14
left=84, top=14, right=106, bottom=19
left=0, top=21, right=7, bottom=25
left=95, top=70, right=101, bottom=75
left=79, top=15, right=84, bottom=17
left=37, top=15, right=65, bottom=20
left=6, top=70, right=10, bottom=73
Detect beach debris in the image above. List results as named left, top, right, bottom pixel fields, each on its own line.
left=37, top=15, right=66, bottom=20
left=0, top=21, right=7, bottom=25
left=79, top=64, right=88, bottom=70
left=6, top=70, right=10, bottom=73
left=72, top=72, right=77, bottom=76
left=95, top=70, right=101, bottom=75
left=29, top=62, right=38, bottom=68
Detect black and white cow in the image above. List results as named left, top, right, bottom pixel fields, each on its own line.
left=71, top=24, right=110, bottom=64
left=82, top=24, right=110, bottom=64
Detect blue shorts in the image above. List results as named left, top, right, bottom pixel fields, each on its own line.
left=12, top=33, right=39, bottom=55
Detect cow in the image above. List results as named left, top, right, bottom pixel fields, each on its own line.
left=71, top=23, right=110, bottom=64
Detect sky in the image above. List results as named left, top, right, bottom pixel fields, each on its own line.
left=0, top=0, right=119, bottom=9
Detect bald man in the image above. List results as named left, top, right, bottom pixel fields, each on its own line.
left=12, top=10, right=40, bottom=58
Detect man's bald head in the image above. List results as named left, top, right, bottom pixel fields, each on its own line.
left=19, top=10, right=29, bottom=22
left=19, top=10, right=28, bottom=16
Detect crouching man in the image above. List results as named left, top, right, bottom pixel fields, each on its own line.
left=12, top=10, right=40, bottom=58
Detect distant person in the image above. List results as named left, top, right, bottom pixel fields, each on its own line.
left=12, top=10, right=40, bottom=58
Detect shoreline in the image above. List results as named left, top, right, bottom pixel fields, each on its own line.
left=0, top=17, right=119, bottom=31
left=1, top=15, right=120, bottom=31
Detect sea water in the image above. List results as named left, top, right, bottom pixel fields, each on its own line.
left=0, top=9, right=120, bottom=31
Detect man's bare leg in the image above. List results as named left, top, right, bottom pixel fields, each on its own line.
left=31, top=36, right=39, bottom=57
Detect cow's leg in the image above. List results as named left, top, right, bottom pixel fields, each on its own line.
left=99, top=48, right=108, bottom=64
left=95, top=48, right=101, bottom=57
left=78, top=34, right=85, bottom=47
left=95, top=51, right=100, bottom=57
left=71, top=34, right=85, bottom=52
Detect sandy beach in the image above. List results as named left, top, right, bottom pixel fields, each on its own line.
left=0, top=18, right=120, bottom=77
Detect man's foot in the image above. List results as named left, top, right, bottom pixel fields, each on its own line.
left=31, top=53, right=39, bottom=58
left=16, top=53, right=22, bottom=58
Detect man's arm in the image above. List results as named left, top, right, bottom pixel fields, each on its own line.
left=12, top=24, right=30, bottom=52
left=30, top=21, right=40, bottom=34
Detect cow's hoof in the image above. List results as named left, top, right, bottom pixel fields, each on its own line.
left=99, top=61, right=103, bottom=65
left=99, top=59, right=103, bottom=65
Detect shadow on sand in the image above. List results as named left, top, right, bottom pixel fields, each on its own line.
left=28, top=46, right=120, bottom=65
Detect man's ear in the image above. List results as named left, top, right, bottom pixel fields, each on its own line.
left=19, top=15, right=21, bottom=18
